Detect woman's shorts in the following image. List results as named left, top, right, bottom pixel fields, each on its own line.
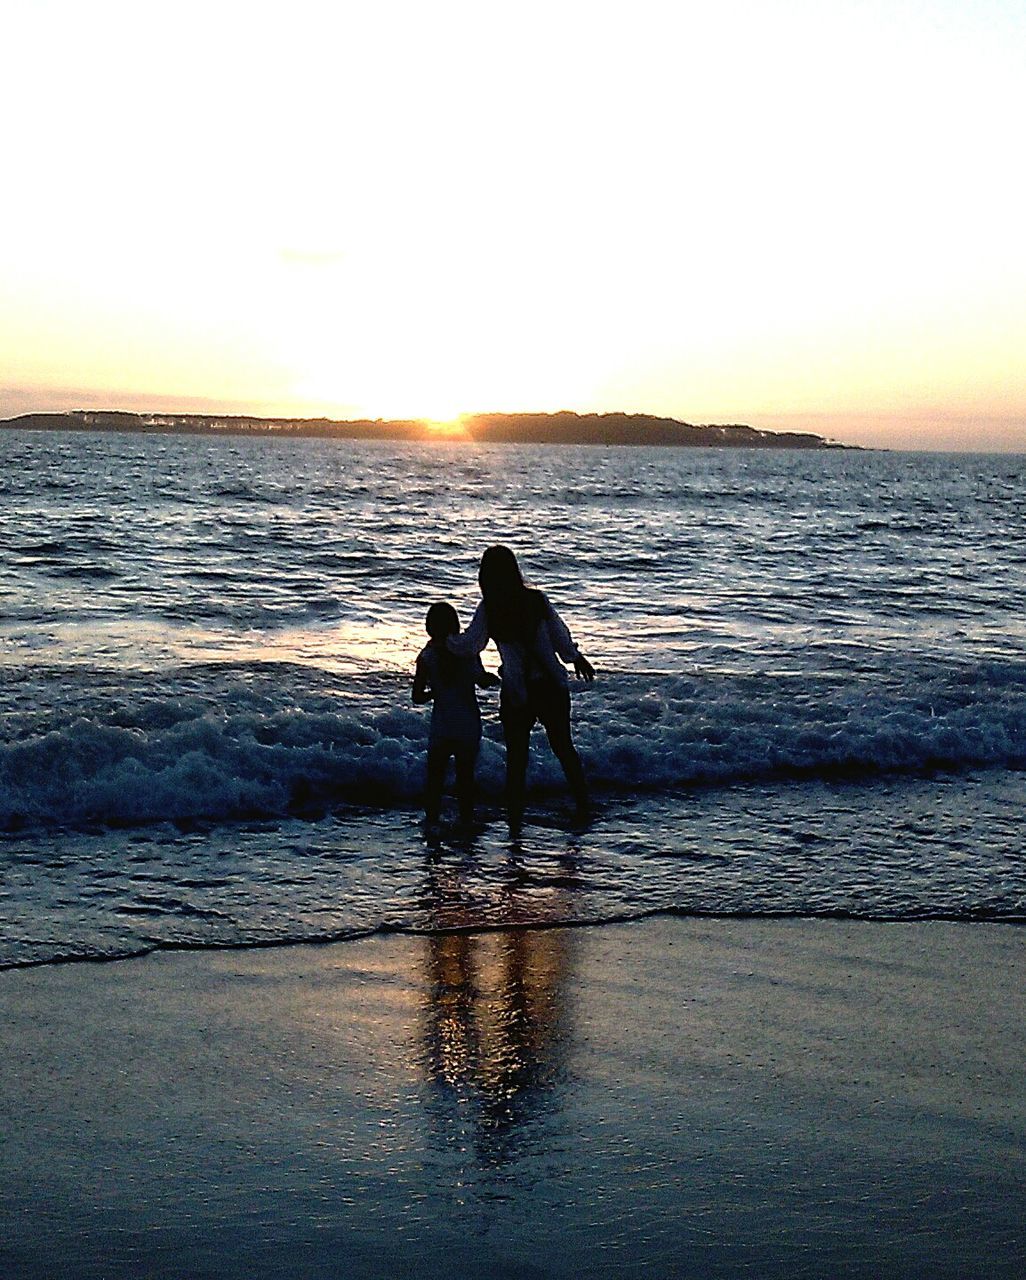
left=428, top=731, right=481, bottom=758
left=500, top=680, right=571, bottom=737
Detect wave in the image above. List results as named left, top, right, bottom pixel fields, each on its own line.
left=2, top=660, right=1024, bottom=832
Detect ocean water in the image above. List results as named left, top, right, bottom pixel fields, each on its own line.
left=1, top=428, right=1024, bottom=967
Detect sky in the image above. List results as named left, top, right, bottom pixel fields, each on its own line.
left=2, top=0, right=1025, bottom=450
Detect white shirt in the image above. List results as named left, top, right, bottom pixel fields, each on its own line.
left=450, top=593, right=582, bottom=707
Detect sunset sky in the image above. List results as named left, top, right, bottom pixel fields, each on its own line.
left=3, top=0, right=1025, bottom=450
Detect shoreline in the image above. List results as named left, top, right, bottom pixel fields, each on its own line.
left=3, top=916, right=1023, bottom=1278
left=3, top=905, right=1025, bottom=975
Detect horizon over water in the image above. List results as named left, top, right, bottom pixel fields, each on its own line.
left=1, top=428, right=1024, bottom=968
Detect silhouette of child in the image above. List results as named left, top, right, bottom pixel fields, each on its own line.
left=413, top=602, right=499, bottom=824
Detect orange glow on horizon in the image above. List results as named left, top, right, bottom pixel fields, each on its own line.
left=423, top=416, right=469, bottom=439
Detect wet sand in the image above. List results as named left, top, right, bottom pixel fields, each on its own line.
left=2, top=918, right=1024, bottom=1279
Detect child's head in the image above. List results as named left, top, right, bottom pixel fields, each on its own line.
left=426, top=601, right=460, bottom=641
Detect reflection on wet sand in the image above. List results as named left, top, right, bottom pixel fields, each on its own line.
left=418, top=853, right=578, bottom=1166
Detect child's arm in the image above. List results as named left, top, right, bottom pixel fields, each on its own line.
left=412, top=654, right=433, bottom=704
left=474, top=656, right=500, bottom=689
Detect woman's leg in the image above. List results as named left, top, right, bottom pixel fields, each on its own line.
left=539, top=688, right=588, bottom=807
left=501, top=706, right=532, bottom=823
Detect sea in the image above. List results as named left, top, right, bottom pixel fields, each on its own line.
left=1, top=428, right=1024, bottom=969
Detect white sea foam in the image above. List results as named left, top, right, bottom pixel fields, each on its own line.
left=2, top=664, right=1023, bottom=831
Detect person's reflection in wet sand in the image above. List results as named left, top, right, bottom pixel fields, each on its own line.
left=418, top=856, right=577, bottom=1167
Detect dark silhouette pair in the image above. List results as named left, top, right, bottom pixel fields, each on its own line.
left=413, top=546, right=595, bottom=826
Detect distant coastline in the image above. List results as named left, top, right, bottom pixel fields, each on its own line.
left=0, top=409, right=850, bottom=449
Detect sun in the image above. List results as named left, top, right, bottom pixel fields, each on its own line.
left=289, top=359, right=473, bottom=427
left=423, top=415, right=469, bottom=438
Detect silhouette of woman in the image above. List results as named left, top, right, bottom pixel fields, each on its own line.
left=450, top=545, right=595, bottom=823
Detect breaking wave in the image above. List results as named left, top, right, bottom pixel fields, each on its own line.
left=2, top=658, right=1024, bottom=832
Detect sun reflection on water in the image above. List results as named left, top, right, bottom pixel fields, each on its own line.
left=416, top=850, right=579, bottom=1166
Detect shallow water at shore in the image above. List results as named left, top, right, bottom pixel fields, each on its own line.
left=4, top=771, right=1023, bottom=969
left=2, top=432, right=1024, bottom=966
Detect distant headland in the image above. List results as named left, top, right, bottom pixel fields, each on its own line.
left=0, top=409, right=849, bottom=449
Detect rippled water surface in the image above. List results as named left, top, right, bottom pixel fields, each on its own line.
left=1, top=429, right=1024, bottom=964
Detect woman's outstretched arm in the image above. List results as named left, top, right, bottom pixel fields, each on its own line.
left=544, top=596, right=596, bottom=681
left=447, top=600, right=489, bottom=656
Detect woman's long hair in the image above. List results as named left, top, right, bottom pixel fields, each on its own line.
left=478, top=545, right=546, bottom=643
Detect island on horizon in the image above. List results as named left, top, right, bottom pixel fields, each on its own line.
left=0, top=408, right=850, bottom=449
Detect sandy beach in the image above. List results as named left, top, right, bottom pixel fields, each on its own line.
left=2, top=917, right=1023, bottom=1279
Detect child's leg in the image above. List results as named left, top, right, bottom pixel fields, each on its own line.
left=452, top=743, right=475, bottom=824
left=424, top=740, right=451, bottom=822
